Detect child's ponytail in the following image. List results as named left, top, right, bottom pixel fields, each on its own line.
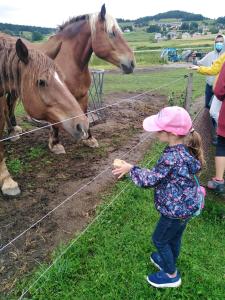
left=184, top=129, right=205, bottom=168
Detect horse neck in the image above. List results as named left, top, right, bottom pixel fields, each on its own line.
left=58, top=21, right=93, bottom=71
left=0, top=45, right=22, bottom=96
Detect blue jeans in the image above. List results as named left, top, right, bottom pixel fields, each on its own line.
left=152, top=215, right=189, bottom=274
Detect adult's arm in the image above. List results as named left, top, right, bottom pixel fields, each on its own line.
left=214, top=61, right=225, bottom=101
left=197, top=53, right=225, bottom=75
left=197, top=52, right=212, bottom=66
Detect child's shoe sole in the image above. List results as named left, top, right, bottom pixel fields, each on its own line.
left=146, top=276, right=181, bottom=288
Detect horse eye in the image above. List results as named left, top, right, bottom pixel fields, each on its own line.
left=37, top=79, right=47, bottom=87
left=109, top=31, right=116, bottom=38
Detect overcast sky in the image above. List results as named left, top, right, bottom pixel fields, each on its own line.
left=0, top=0, right=223, bottom=27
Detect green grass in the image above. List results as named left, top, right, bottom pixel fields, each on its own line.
left=90, top=32, right=215, bottom=69
left=119, top=30, right=215, bottom=51
left=28, top=146, right=46, bottom=160
left=103, top=68, right=205, bottom=102
left=91, top=51, right=165, bottom=68
left=14, top=142, right=225, bottom=300
left=6, top=158, right=23, bottom=175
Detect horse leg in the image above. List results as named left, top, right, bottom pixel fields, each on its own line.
left=0, top=102, right=20, bottom=196
left=3, top=96, right=14, bottom=133
left=79, top=94, right=99, bottom=148
left=6, top=92, right=22, bottom=141
left=48, top=126, right=66, bottom=154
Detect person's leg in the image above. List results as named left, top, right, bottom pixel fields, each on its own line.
left=169, top=219, right=189, bottom=263
left=215, top=157, right=225, bottom=180
left=209, top=95, right=222, bottom=145
left=205, top=83, right=213, bottom=109
left=209, top=96, right=222, bottom=125
left=152, top=215, right=184, bottom=275
left=147, top=216, right=183, bottom=288
left=208, top=136, right=225, bottom=192
left=214, top=136, right=225, bottom=180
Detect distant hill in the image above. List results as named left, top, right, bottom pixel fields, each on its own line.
left=134, top=10, right=207, bottom=25
left=0, top=22, right=55, bottom=37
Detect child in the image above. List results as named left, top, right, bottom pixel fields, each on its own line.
left=112, top=106, right=205, bottom=288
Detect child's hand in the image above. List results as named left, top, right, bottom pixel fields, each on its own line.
left=189, top=65, right=199, bottom=70
left=112, top=159, right=133, bottom=179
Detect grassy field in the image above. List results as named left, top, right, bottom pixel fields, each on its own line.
left=123, top=31, right=214, bottom=51
left=15, top=69, right=205, bottom=116
left=103, top=68, right=205, bottom=102
left=91, top=51, right=166, bottom=68
left=15, top=143, right=225, bottom=300
left=90, top=31, right=215, bottom=68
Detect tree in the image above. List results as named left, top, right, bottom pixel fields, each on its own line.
left=120, top=25, right=133, bottom=32
left=180, top=22, right=189, bottom=31
left=32, top=31, right=43, bottom=41
left=146, top=25, right=161, bottom=33
left=209, top=26, right=219, bottom=34
left=189, top=22, right=198, bottom=32
left=216, top=17, right=225, bottom=24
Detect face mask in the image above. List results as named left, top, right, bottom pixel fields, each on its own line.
left=215, top=42, right=224, bottom=52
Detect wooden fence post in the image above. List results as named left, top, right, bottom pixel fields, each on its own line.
left=184, top=72, right=193, bottom=112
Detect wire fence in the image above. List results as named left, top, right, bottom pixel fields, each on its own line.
left=0, top=133, right=152, bottom=253
left=0, top=73, right=199, bottom=255
left=88, top=70, right=105, bottom=123
left=0, top=71, right=210, bottom=299
left=182, top=72, right=212, bottom=157
left=0, top=74, right=188, bottom=256
left=0, top=76, right=185, bottom=143
left=18, top=137, right=160, bottom=300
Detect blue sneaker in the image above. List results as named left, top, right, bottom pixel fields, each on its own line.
left=147, top=270, right=181, bottom=288
left=150, top=252, right=164, bottom=270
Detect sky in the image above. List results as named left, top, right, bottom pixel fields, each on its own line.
left=0, top=0, right=223, bottom=28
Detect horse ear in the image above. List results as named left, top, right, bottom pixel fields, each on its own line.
left=44, top=41, right=62, bottom=60
left=16, top=39, right=29, bottom=64
left=100, top=4, right=106, bottom=21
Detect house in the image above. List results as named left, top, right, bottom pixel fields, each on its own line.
left=182, top=32, right=191, bottom=39
left=167, top=31, right=177, bottom=40
left=124, top=28, right=131, bottom=33
left=154, top=32, right=162, bottom=40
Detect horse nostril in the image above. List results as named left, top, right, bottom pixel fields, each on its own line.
left=131, top=61, right=135, bottom=69
left=76, top=123, right=82, bottom=132
left=76, top=123, right=88, bottom=138
left=121, top=63, right=134, bottom=74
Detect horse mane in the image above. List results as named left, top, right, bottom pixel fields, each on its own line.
left=57, top=13, right=122, bottom=35
left=0, top=35, right=60, bottom=97
left=58, top=14, right=89, bottom=31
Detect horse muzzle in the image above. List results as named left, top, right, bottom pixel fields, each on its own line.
left=121, top=60, right=135, bottom=74
left=62, top=120, right=89, bottom=140
left=74, top=123, right=89, bottom=140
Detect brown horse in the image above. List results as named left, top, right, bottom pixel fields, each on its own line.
left=0, top=34, right=89, bottom=196
left=7, top=4, right=135, bottom=153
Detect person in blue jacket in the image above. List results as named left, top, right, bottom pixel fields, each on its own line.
left=113, top=106, right=205, bottom=288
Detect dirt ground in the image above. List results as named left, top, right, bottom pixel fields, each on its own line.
left=0, top=90, right=167, bottom=295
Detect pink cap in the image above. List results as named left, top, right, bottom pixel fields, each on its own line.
left=143, top=106, right=192, bottom=136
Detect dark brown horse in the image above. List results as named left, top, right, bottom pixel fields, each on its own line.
left=0, top=34, right=89, bottom=196
left=7, top=4, right=135, bottom=153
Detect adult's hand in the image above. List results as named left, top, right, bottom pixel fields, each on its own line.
left=189, top=65, right=200, bottom=70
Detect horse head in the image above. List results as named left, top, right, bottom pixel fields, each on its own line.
left=90, top=4, right=135, bottom=74
left=15, top=39, right=89, bottom=140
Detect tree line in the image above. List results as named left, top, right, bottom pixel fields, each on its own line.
left=117, top=11, right=225, bottom=26
left=0, top=22, right=55, bottom=41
